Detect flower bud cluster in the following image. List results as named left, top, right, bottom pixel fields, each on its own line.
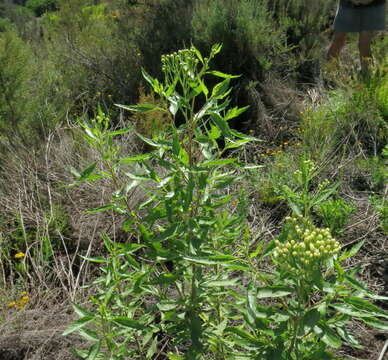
left=161, top=47, right=200, bottom=80
left=273, top=215, right=340, bottom=274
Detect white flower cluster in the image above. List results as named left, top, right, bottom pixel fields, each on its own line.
left=273, top=215, right=340, bottom=273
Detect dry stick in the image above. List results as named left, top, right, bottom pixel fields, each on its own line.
left=377, top=340, right=388, bottom=360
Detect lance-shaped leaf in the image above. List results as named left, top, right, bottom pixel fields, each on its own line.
left=62, top=315, right=95, bottom=336
left=256, top=285, right=293, bottom=299
left=116, top=103, right=164, bottom=113
left=113, top=316, right=145, bottom=330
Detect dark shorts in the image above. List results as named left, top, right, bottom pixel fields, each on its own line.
left=334, top=3, right=386, bottom=32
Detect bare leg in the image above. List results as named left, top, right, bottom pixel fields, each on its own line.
left=327, top=32, right=347, bottom=60
left=359, top=31, right=374, bottom=75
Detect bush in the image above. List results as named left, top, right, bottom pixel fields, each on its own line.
left=25, top=0, right=57, bottom=16
left=192, top=0, right=288, bottom=78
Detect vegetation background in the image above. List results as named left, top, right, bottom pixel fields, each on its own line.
left=0, top=0, right=387, bottom=359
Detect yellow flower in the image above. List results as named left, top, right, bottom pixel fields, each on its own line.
left=14, top=252, right=25, bottom=259
left=20, top=291, right=27, bottom=296
left=21, top=296, right=29, bottom=301
left=7, top=301, right=16, bottom=308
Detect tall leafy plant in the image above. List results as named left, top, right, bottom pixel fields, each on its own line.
left=63, top=44, right=256, bottom=359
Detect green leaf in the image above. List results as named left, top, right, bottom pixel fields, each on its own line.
left=183, top=254, right=237, bottom=265
left=361, top=317, right=388, bottom=330
left=224, top=106, right=250, bottom=121
left=344, top=275, right=388, bottom=300
left=334, top=261, right=345, bottom=283
left=226, top=327, right=261, bottom=345
left=119, top=153, right=152, bottom=164
left=203, top=279, right=237, bottom=287
left=72, top=304, right=94, bottom=318
left=316, top=324, right=342, bottom=349
left=209, top=124, right=221, bottom=140
left=79, top=163, right=97, bottom=181
left=78, top=328, right=99, bottom=342
left=256, top=285, right=293, bottom=299
left=207, top=70, right=240, bottom=79
left=85, top=342, right=100, bottom=360
left=146, top=337, right=158, bottom=359
left=330, top=304, right=370, bottom=318
left=116, top=103, right=163, bottom=112
left=113, top=316, right=145, bottom=330
left=141, top=68, right=155, bottom=87
left=210, top=113, right=232, bottom=138
left=167, top=354, right=184, bottom=360
left=135, top=132, right=162, bottom=147
left=202, top=158, right=237, bottom=167
left=345, top=297, right=388, bottom=319
left=339, top=240, right=366, bottom=261
left=62, top=316, right=95, bottom=336
left=302, top=309, right=321, bottom=334
left=86, top=204, right=116, bottom=214
left=249, top=243, right=263, bottom=258
left=108, top=128, right=131, bottom=136
left=212, top=78, right=231, bottom=99
left=79, top=256, right=106, bottom=264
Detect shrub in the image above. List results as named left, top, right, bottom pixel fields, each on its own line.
left=25, top=0, right=57, bottom=16
left=0, top=28, right=33, bottom=145
left=315, top=199, right=355, bottom=236
left=191, top=0, right=289, bottom=77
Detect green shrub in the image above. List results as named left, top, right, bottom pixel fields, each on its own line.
left=192, top=0, right=289, bottom=77
left=301, top=75, right=387, bottom=158
left=25, top=0, right=57, bottom=16
left=315, top=199, right=355, bottom=236
left=0, top=28, right=33, bottom=145
left=370, top=196, right=388, bottom=235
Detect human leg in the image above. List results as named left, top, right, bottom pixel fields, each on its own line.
left=358, top=31, right=374, bottom=75
left=327, top=32, right=347, bottom=60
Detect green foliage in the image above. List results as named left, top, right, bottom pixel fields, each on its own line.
left=64, top=45, right=255, bottom=359
left=315, top=199, right=355, bottom=236
left=0, top=26, right=67, bottom=148
left=370, top=196, right=388, bottom=235
left=192, top=0, right=289, bottom=76
left=63, top=45, right=388, bottom=360
left=230, top=215, right=388, bottom=360
left=309, top=62, right=388, bottom=157
left=0, top=28, right=32, bottom=144
left=278, top=158, right=339, bottom=217
left=25, top=0, right=57, bottom=16
left=359, top=155, right=387, bottom=191
left=43, top=0, right=143, bottom=113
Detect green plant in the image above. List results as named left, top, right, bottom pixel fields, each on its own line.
left=227, top=215, right=388, bottom=359
left=63, top=44, right=388, bottom=360
left=25, top=0, right=57, bottom=16
left=63, top=44, right=255, bottom=359
left=370, top=195, right=388, bottom=235
left=279, top=157, right=339, bottom=217
left=315, top=199, right=355, bottom=236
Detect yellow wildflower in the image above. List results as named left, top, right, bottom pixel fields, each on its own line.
left=7, top=301, right=16, bottom=308
left=21, top=296, right=29, bottom=301
left=14, top=252, right=25, bottom=259
left=20, top=291, right=27, bottom=296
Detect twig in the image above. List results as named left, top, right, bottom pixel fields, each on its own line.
left=378, top=340, right=388, bottom=360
